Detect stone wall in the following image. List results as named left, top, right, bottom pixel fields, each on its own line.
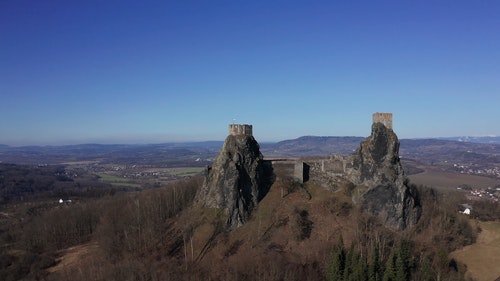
left=266, top=159, right=308, bottom=183
left=307, top=156, right=351, bottom=174
left=265, top=156, right=352, bottom=185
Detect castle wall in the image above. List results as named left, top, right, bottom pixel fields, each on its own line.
left=266, top=159, right=307, bottom=183
left=225, top=112, right=393, bottom=185
left=306, top=155, right=353, bottom=177
left=264, top=156, right=353, bottom=185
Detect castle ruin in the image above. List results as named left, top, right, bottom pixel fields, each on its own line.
left=229, top=124, right=253, bottom=136
left=372, top=112, right=393, bottom=129
left=203, top=112, right=420, bottom=230
left=224, top=114, right=395, bottom=183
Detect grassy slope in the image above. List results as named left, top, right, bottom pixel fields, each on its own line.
left=177, top=181, right=374, bottom=279
left=451, top=221, right=500, bottom=281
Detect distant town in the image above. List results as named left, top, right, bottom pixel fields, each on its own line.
left=453, top=162, right=500, bottom=178
left=457, top=185, right=500, bottom=203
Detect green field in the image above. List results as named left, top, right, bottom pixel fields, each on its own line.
left=166, top=167, right=205, bottom=177
left=97, top=173, right=142, bottom=188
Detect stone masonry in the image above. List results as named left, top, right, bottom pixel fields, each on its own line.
left=372, top=112, right=393, bottom=129
left=229, top=124, right=253, bottom=136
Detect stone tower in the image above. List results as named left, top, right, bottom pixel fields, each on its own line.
left=372, top=112, right=393, bottom=129
left=229, top=124, right=253, bottom=136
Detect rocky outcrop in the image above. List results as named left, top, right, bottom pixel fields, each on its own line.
left=197, top=118, right=420, bottom=231
left=350, top=122, right=421, bottom=230
left=196, top=134, right=269, bottom=229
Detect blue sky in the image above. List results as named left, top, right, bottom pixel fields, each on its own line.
left=1, top=1, right=499, bottom=146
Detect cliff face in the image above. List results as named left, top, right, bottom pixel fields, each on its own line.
left=196, top=134, right=268, bottom=229
left=351, top=123, right=421, bottom=230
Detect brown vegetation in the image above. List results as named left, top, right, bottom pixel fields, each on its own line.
left=0, top=173, right=485, bottom=281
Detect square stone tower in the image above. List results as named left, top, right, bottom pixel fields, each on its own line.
left=373, top=112, right=393, bottom=129
left=229, top=124, right=253, bottom=136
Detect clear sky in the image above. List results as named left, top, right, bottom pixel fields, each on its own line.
left=1, top=1, right=499, bottom=146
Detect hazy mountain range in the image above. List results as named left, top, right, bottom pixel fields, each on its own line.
left=1, top=136, right=499, bottom=166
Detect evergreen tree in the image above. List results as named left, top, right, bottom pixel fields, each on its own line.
left=369, top=244, right=381, bottom=281
left=419, top=257, right=432, bottom=281
left=328, top=236, right=347, bottom=281
left=395, top=239, right=412, bottom=281
left=352, top=254, right=368, bottom=281
left=436, top=248, right=449, bottom=281
left=343, top=243, right=355, bottom=281
left=396, top=251, right=408, bottom=281
left=383, top=251, right=396, bottom=281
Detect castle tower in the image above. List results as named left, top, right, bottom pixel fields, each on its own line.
left=372, top=112, right=393, bottom=129
left=229, top=124, right=253, bottom=136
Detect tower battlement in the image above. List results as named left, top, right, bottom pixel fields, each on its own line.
left=372, top=112, right=393, bottom=129
left=229, top=124, right=253, bottom=136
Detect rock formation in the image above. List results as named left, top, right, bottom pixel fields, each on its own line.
left=196, top=126, right=269, bottom=229
left=350, top=122, right=421, bottom=230
left=197, top=116, right=420, bottom=231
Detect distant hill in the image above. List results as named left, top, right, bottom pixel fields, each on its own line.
left=261, top=136, right=500, bottom=160
left=399, top=138, right=500, bottom=164
left=0, top=142, right=223, bottom=165
left=438, top=136, right=500, bottom=144
left=261, top=137, right=500, bottom=180
left=260, top=136, right=363, bottom=157
left=1, top=138, right=499, bottom=172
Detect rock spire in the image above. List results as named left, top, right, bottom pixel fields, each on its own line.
left=350, top=121, right=421, bottom=230
left=196, top=125, right=269, bottom=229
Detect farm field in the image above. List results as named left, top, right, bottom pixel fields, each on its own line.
left=451, top=221, right=500, bottom=281
left=165, top=167, right=205, bottom=177
left=97, top=173, right=142, bottom=188
left=96, top=167, right=205, bottom=188
left=408, top=168, right=500, bottom=190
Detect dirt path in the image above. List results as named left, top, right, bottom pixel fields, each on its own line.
left=451, top=221, right=500, bottom=281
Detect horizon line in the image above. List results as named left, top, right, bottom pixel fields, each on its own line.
left=1, top=134, right=499, bottom=148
